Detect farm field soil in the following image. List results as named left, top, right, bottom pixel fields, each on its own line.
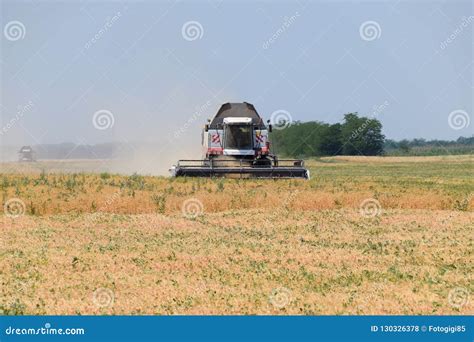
left=0, top=155, right=472, bottom=314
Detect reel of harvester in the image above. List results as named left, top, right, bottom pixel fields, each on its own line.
left=171, top=157, right=309, bottom=179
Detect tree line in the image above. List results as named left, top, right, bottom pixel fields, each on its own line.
left=270, top=112, right=385, bottom=157
left=385, top=136, right=473, bottom=156
left=270, top=113, right=473, bottom=157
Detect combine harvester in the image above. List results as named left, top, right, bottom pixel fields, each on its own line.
left=170, top=102, right=309, bottom=179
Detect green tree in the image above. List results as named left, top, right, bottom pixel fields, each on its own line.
left=399, top=140, right=410, bottom=153
left=319, top=123, right=342, bottom=155
left=341, top=113, right=385, bottom=155
left=270, top=113, right=384, bottom=157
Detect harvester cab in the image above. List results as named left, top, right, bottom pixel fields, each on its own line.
left=170, top=102, right=309, bottom=179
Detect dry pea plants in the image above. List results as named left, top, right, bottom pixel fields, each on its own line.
left=1, top=155, right=473, bottom=315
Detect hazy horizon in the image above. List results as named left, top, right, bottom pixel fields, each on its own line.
left=1, top=0, right=473, bottom=158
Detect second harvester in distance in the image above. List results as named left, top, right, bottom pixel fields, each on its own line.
left=170, top=102, right=309, bottom=179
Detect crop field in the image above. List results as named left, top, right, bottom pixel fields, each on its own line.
left=1, top=155, right=472, bottom=315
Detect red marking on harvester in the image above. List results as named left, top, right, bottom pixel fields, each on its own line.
left=212, top=134, right=221, bottom=144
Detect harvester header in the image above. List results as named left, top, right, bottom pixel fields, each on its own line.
left=170, top=102, right=309, bottom=179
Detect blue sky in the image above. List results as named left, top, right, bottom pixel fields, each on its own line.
left=1, top=0, right=472, bottom=148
